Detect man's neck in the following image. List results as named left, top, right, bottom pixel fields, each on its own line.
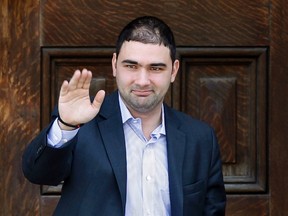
left=130, top=106, right=162, bottom=140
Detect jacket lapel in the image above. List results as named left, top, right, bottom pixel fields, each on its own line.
left=164, top=105, right=186, bottom=215
left=98, top=92, right=127, bottom=214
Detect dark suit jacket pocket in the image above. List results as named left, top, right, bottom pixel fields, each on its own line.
left=183, top=180, right=206, bottom=215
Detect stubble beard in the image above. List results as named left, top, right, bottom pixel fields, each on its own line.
left=120, top=90, right=164, bottom=114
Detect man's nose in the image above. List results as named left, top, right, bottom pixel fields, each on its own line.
left=135, top=69, right=150, bottom=86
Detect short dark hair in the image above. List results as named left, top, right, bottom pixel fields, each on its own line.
left=115, top=16, right=176, bottom=62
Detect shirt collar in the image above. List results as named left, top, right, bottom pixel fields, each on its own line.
left=118, top=94, right=166, bottom=135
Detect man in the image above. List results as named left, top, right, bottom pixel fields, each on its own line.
left=22, top=16, right=226, bottom=215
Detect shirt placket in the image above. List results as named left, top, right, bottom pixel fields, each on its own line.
left=142, top=141, right=156, bottom=216
left=128, top=118, right=162, bottom=216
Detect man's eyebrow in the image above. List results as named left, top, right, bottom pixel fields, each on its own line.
left=121, top=59, right=138, bottom=64
left=150, top=63, right=167, bottom=67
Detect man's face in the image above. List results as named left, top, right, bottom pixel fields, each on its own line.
left=112, top=41, right=179, bottom=115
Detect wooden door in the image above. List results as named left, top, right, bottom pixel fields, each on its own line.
left=1, top=0, right=288, bottom=215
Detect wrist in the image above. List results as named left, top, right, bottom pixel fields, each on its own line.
left=57, top=115, right=83, bottom=130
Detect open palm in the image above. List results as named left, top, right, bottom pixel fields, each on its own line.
left=58, top=69, right=105, bottom=126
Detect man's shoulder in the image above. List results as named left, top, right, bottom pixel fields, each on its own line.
left=164, top=105, right=213, bottom=131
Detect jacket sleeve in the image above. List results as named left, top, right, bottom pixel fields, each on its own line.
left=204, top=128, right=226, bottom=215
left=22, top=112, right=77, bottom=186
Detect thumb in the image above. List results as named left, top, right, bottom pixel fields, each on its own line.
left=92, top=90, right=105, bottom=111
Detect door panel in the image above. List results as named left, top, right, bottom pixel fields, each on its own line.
left=2, top=0, right=288, bottom=215
left=40, top=0, right=269, bottom=46
left=176, top=47, right=267, bottom=194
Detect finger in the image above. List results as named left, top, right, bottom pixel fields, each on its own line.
left=68, top=70, right=81, bottom=90
left=76, top=68, right=88, bottom=89
left=59, top=80, right=69, bottom=97
left=92, top=90, right=105, bottom=111
left=82, top=70, right=92, bottom=90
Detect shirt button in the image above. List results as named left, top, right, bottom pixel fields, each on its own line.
left=146, top=175, right=152, bottom=181
left=62, top=139, right=68, bottom=143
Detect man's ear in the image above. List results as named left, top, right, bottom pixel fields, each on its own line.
left=112, top=53, right=117, bottom=77
left=171, top=59, right=179, bottom=83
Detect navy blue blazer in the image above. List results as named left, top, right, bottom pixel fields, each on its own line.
left=22, top=91, right=226, bottom=216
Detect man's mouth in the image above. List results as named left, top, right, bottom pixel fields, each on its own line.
left=132, top=90, right=153, bottom=97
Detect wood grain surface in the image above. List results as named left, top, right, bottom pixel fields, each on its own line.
left=40, top=0, right=270, bottom=46
left=0, top=0, right=41, bottom=215
left=1, top=0, right=288, bottom=215
left=269, top=0, right=288, bottom=214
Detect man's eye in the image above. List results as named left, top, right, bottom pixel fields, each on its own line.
left=126, top=65, right=137, bottom=69
left=151, top=67, right=162, bottom=71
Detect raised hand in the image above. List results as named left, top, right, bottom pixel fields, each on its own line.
left=58, top=68, right=105, bottom=130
